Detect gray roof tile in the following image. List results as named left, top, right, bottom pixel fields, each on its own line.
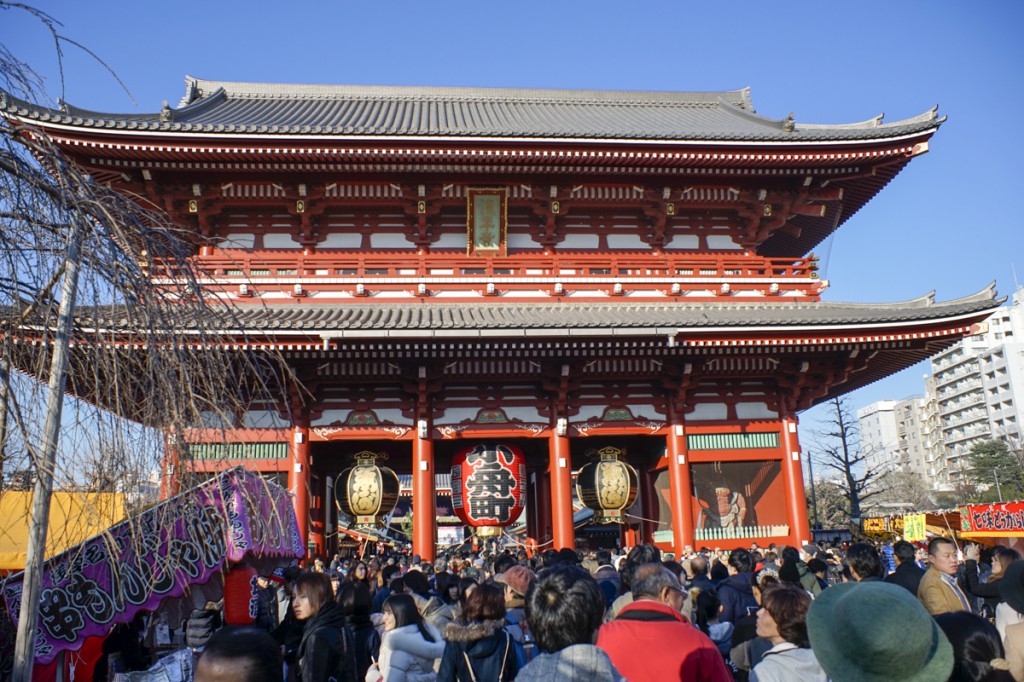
left=72, top=285, right=994, bottom=337
left=1, top=80, right=943, bottom=143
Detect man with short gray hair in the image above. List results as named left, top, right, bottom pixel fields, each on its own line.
left=597, top=563, right=732, bottom=682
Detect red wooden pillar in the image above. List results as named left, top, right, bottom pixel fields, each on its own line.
left=290, top=418, right=311, bottom=557
left=639, top=464, right=658, bottom=545
left=780, top=413, right=811, bottom=547
left=413, top=420, right=437, bottom=561
left=159, top=431, right=181, bottom=500
left=549, top=426, right=574, bottom=550
left=666, top=400, right=695, bottom=555
left=536, top=469, right=553, bottom=545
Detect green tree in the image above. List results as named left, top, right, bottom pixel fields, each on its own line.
left=965, top=439, right=1024, bottom=501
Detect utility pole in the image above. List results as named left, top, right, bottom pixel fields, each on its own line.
left=807, top=450, right=819, bottom=529
left=994, top=469, right=1004, bottom=502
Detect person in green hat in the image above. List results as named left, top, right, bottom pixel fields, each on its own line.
left=806, top=580, right=953, bottom=682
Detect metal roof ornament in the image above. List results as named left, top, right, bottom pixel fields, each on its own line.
left=783, top=112, right=796, bottom=133
left=160, top=100, right=173, bottom=122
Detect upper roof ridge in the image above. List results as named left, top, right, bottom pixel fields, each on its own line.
left=181, top=76, right=754, bottom=108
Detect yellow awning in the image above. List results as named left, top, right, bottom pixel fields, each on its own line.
left=0, top=491, right=127, bottom=571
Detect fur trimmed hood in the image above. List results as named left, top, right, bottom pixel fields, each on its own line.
left=443, top=619, right=505, bottom=643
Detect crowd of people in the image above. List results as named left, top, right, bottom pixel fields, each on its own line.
left=185, top=537, right=1024, bottom=682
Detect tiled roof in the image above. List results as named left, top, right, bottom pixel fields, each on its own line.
left=1, top=79, right=943, bottom=143
left=72, top=285, right=1000, bottom=337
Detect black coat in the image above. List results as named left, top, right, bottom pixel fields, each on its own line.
left=963, top=559, right=1003, bottom=614
left=884, top=560, right=926, bottom=596
left=437, top=619, right=518, bottom=682
left=297, top=601, right=357, bottom=682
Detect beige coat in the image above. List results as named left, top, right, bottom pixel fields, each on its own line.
left=917, top=566, right=969, bottom=616
left=1005, top=621, right=1024, bottom=682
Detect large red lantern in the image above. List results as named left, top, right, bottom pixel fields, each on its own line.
left=223, top=564, right=259, bottom=625
left=451, top=443, right=526, bottom=538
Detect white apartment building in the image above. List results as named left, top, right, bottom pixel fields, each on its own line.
left=857, top=400, right=900, bottom=474
left=930, top=288, right=1024, bottom=486
left=856, top=289, right=1024, bottom=492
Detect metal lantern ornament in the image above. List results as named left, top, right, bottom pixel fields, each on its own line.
left=576, top=446, right=639, bottom=524
left=451, top=443, right=527, bottom=538
left=335, top=451, right=400, bottom=531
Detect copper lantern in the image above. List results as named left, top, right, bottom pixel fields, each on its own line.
left=335, top=451, right=400, bottom=531
left=451, top=443, right=526, bottom=538
left=576, top=446, right=638, bottom=524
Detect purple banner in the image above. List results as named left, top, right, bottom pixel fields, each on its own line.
left=0, top=468, right=304, bottom=664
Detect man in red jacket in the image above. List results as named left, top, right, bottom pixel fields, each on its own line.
left=597, top=563, right=733, bottom=682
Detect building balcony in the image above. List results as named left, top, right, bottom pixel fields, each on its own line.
left=155, top=250, right=827, bottom=302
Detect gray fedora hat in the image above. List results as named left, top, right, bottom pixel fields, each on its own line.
left=807, top=581, right=952, bottom=682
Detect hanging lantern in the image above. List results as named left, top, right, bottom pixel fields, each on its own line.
left=576, top=446, right=638, bottom=524
left=223, top=564, right=259, bottom=626
left=451, top=443, right=527, bottom=538
left=335, top=451, right=400, bottom=531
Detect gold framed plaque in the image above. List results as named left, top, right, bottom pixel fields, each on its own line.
left=467, top=188, right=507, bottom=256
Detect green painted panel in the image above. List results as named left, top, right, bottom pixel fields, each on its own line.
left=187, top=443, right=288, bottom=460
left=686, top=432, right=779, bottom=451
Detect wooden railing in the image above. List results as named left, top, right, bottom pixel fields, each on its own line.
left=150, top=250, right=823, bottom=300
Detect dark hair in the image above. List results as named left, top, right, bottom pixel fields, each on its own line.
left=435, top=571, right=458, bottom=605
left=780, top=546, right=800, bottom=565
left=493, top=553, right=516, bottom=575
left=761, top=583, right=812, bottom=648
left=994, top=546, right=1021, bottom=568
left=847, top=542, right=883, bottom=580
left=935, top=611, right=1015, bottom=682
left=694, top=588, right=721, bottom=636
left=403, top=569, right=431, bottom=598
left=388, top=576, right=405, bottom=594
left=728, top=548, right=753, bottom=574
left=337, top=581, right=371, bottom=619
left=929, top=536, right=956, bottom=556
left=463, top=583, right=506, bottom=623
left=807, top=558, right=828, bottom=576
left=198, top=626, right=282, bottom=682
left=293, top=571, right=333, bottom=617
left=380, top=563, right=401, bottom=585
left=710, top=561, right=729, bottom=581
left=557, top=547, right=580, bottom=564
left=526, top=564, right=604, bottom=653
left=595, top=550, right=613, bottom=566
left=457, top=576, right=478, bottom=606
left=662, top=560, right=684, bottom=582
left=383, top=593, right=435, bottom=642
left=620, top=545, right=662, bottom=590
left=893, top=540, right=917, bottom=565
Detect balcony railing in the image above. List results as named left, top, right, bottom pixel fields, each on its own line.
left=150, top=250, right=824, bottom=301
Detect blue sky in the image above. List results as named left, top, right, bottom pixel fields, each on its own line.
left=4, top=0, right=1022, bottom=434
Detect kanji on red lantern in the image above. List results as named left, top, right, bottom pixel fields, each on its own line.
left=451, top=443, right=526, bottom=537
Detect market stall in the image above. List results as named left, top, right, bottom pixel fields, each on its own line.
left=0, top=468, right=304, bottom=678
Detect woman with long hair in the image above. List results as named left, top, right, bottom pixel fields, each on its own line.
left=437, top=583, right=518, bottom=682
left=966, top=544, right=1022, bottom=618
left=750, top=583, right=826, bottom=682
left=366, top=593, right=445, bottom=682
left=350, top=561, right=372, bottom=590
left=293, top=571, right=357, bottom=682
left=935, top=611, right=1015, bottom=682
left=338, top=582, right=381, bottom=682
